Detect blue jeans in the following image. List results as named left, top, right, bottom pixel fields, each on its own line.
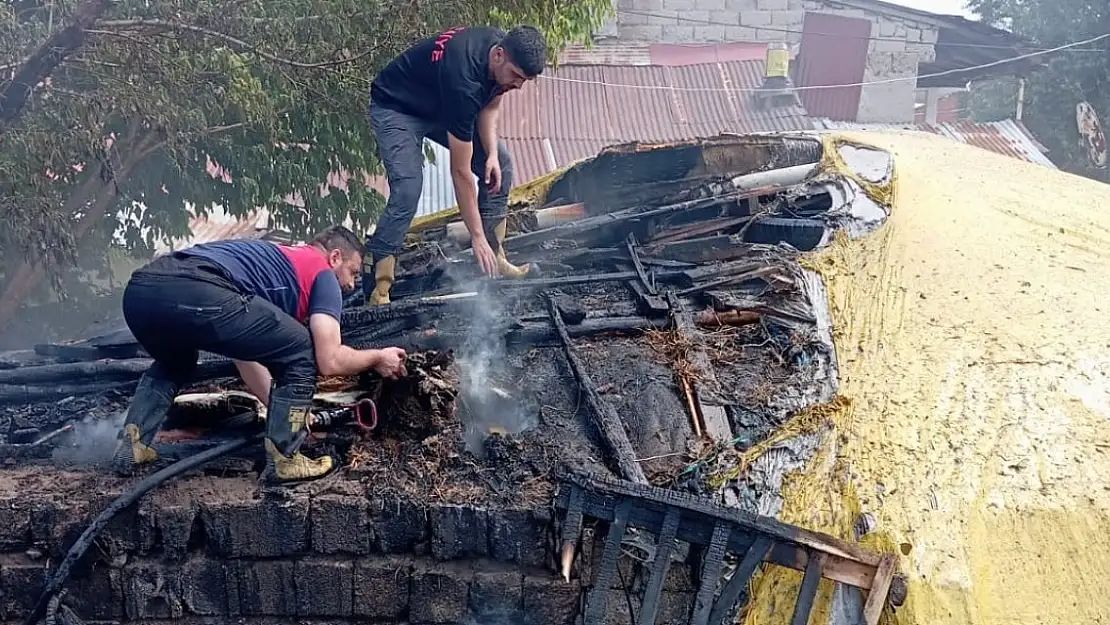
left=363, top=102, right=514, bottom=262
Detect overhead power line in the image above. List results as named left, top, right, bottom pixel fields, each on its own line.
left=538, top=32, right=1110, bottom=93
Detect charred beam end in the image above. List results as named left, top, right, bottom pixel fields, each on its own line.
left=625, top=234, right=657, bottom=296
left=691, top=520, right=732, bottom=625
left=559, top=485, right=586, bottom=582
left=543, top=293, right=647, bottom=485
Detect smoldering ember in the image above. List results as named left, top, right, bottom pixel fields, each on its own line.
left=0, top=134, right=903, bottom=625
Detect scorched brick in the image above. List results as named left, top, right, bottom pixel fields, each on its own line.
left=155, top=505, right=196, bottom=561
left=1, top=560, right=46, bottom=619
left=237, top=560, right=296, bottom=616
left=310, top=495, right=371, bottom=555
left=123, top=562, right=183, bottom=619
left=430, top=504, right=488, bottom=560
left=0, top=497, right=31, bottom=551
left=522, top=575, right=581, bottom=625
left=296, top=558, right=353, bottom=617
left=488, top=508, right=548, bottom=567
left=409, top=564, right=469, bottom=624
left=353, top=556, right=412, bottom=619
left=202, top=496, right=309, bottom=558
left=469, top=569, right=523, bottom=622
left=370, top=498, right=428, bottom=554
left=64, top=565, right=124, bottom=621
left=180, top=557, right=234, bottom=616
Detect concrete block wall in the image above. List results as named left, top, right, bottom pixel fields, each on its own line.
left=613, top=0, right=940, bottom=123
left=0, top=488, right=698, bottom=624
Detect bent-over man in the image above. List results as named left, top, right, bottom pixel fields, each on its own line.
left=112, top=226, right=408, bottom=484
left=362, top=24, right=548, bottom=305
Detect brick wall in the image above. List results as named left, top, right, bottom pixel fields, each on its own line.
left=0, top=483, right=697, bottom=624
left=614, top=0, right=939, bottom=123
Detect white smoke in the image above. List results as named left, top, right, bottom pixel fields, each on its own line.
left=444, top=264, right=538, bottom=455
left=51, top=409, right=126, bottom=468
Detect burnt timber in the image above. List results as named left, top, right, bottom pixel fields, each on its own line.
left=555, top=472, right=896, bottom=625
left=0, top=133, right=901, bottom=625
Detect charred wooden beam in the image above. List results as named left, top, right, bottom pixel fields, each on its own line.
left=501, top=189, right=769, bottom=253
left=0, top=358, right=236, bottom=387
left=544, top=294, right=647, bottom=485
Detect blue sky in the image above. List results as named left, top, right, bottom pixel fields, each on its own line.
left=888, top=0, right=975, bottom=18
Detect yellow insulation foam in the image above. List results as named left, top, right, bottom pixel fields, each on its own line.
left=744, top=130, right=1110, bottom=625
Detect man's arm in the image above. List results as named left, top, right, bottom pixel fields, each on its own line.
left=438, top=55, right=501, bottom=274
left=476, top=94, right=503, bottom=159
left=308, top=313, right=384, bottom=376
left=233, top=359, right=272, bottom=406
left=446, top=132, right=485, bottom=246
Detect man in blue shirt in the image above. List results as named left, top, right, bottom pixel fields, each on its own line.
left=362, top=25, right=548, bottom=305
left=112, top=225, right=407, bottom=484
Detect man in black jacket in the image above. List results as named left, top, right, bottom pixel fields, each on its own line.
left=362, top=25, right=547, bottom=305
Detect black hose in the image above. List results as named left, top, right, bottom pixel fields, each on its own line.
left=24, top=433, right=263, bottom=625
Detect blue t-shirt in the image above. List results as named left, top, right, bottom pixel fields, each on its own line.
left=180, top=239, right=343, bottom=323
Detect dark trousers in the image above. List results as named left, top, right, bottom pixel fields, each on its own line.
left=363, top=101, right=514, bottom=261
left=122, top=254, right=317, bottom=391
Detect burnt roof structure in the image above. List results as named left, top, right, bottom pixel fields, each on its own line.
left=0, top=132, right=903, bottom=624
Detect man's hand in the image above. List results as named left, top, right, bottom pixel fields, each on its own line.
left=372, top=347, right=408, bottom=379
left=484, top=155, right=501, bottom=193
left=472, top=235, right=499, bottom=277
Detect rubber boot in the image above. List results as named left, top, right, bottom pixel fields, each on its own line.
left=492, top=219, right=535, bottom=279
left=365, top=254, right=396, bottom=306
left=111, top=373, right=179, bottom=475
left=263, top=383, right=334, bottom=484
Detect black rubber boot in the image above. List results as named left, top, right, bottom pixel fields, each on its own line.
left=263, top=383, right=334, bottom=484
left=111, top=372, right=179, bottom=475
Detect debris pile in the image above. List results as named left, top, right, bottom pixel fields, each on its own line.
left=0, top=133, right=893, bottom=521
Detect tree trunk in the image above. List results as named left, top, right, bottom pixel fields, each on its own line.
left=0, top=0, right=110, bottom=133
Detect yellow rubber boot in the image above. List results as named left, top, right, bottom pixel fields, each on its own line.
left=111, top=372, right=178, bottom=475
left=121, top=423, right=159, bottom=464
left=265, top=439, right=334, bottom=483
left=264, top=386, right=334, bottom=484
left=493, top=219, right=532, bottom=279
left=369, top=255, right=396, bottom=306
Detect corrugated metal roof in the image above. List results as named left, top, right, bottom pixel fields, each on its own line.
left=813, top=118, right=1057, bottom=168
left=153, top=207, right=271, bottom=254
left=500, top=58, right=813, bottom=164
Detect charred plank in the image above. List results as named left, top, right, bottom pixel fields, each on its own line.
left=707, top=536, right=773, bottom=625
left=583, top=497, right=634, bottom=624
left=637, top=507, right=681, bottom=625
left=691, top=520, right=732, bottom=625
left=545, top=295, right=647, bottom=485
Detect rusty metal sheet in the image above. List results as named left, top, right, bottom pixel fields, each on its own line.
left=797, top=12, right=871, bottom=121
